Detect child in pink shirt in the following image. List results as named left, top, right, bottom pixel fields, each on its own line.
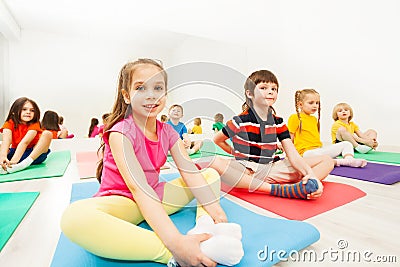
left=61, top=59, right=243, bottom=267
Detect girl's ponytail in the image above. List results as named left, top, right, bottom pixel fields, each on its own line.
left=295, top=90, right=303, bottom=132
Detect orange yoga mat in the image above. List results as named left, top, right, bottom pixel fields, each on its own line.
left=76, top=151, right=99, bottom=179
left=221, top=181, right=366, bottom=220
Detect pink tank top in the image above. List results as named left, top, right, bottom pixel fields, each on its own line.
left=94, top=115, right=179, bottom=201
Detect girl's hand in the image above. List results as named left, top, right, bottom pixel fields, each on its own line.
left=171, top=234, right=217, bottom=267
left=0, top=157, right=11, bottom=170
left=206, top=203, right=228, bottom=223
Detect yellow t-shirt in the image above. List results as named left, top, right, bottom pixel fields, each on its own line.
left=331, top=120, right=359, bottom=143
left=191, top=125, right=202, bottom=134
left=287, top=113, right=322, bottom=155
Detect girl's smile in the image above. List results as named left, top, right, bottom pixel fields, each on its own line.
left=20, top=102, right=35, bottom=123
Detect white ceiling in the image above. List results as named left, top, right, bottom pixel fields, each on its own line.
left=2, top=0, right=400, bottom=47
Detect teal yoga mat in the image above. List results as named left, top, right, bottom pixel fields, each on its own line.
left=51, top=181, right=320, bottom=267
left=0, top=192, right=40, bottom=251
left=354, top=150, right=400, bottom=165
left=0, top=151, right=71, bottom=183
left=166, top=140, right=233, bottom=162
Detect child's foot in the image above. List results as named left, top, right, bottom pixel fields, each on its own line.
left=6, top=157, right=33, bottom=174
left=336, top=158, right=367, bottom=168
left=213, top=223, right=242, bottom=240
left=355, top=145, right=372, bottom=154
left=187, top=215, right=214, bottom=235
left=186, top=148, right=196, bottom=155
left=188, top=215, right=242, bottom=240
left=200, top=235, right=244, bottom=266
left=270, top=179, right=319, bottom=199
left=167, top=257, right=180, bottom=267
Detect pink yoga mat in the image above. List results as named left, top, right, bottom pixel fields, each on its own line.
left=221, top=181, right=366, bottom=220
left=76, top=151, right=99, bottom=178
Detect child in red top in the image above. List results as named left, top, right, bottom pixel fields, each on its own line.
left=41, top=110, right=61, bottom=139
left=0, top=97, right=53, bottom=174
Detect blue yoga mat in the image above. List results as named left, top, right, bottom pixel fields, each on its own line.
left=51, top=181, right=320, bottom=267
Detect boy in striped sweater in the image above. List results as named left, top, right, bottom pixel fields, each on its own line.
left=210, top=70, right=334, bottom=199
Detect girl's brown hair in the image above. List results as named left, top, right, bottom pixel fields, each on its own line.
left=88, top=118, right=99, bottom=137
left=242, top=70, right=278, bottom=114
left=332, top=103, right=353, bottom=121
left=96, top=59, right=167, bottom=182
left=6, top=97, right=41, bottom=128
left=294, top=89, right=321, bottom=132
left=41, top=110, right=60, bottom=131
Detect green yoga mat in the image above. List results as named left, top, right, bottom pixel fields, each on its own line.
left=166, top=141, right=233, bottom=162
left=0, top=192, right=40, bottom=251
left=354, top=150, right=400, bottom=164
left=200, top=140, right=234, bottom=157
left=0, top=151, right=71, bottom=183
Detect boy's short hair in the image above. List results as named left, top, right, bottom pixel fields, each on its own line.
left=214, top=113, right=224, bottom=122
left=169, top=104, right=183, bottom=112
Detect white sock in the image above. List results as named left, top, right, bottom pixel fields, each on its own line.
left=188, top=215, right=242, bottom=240
left=213, top=222, right=242, bottom=240
left=187, top=215, right=214, bottom=235
left=187, top=215, right=244, bottom=265
left=0, top=168, right=8, bottom=175
left=200, top=235, right=244, bottom=266
left=7, top=157, right=34, bottom=173
left=186, top=148, right=196, bottom=155
left=355, top=145, right=372, bottom=154
left=336, top=158, right=367, bottom=168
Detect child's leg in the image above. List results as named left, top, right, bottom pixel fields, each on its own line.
left=61, top=195, right=172, bottom=263
left=58, top=129, right=68, bottom=139
left=162, top=168, right=221, bottom=215
left=28, top=130, right=53, bottom=160
left=336, top=127, right=359, bottom=147
left=302, top=155, right=334, bottom=180
left=186, top=140, right=203, bottom=155
left=337, top=127, right=376, bottom=151
left=303, top=144, right=346, bottom=158
left=364, top=129, right=377, bottom=140
left=163, top=168, right=243, bottom=266
left=210, top=157, right=319, bottom=199
left=6, top=131, right=53, bottom=173
left=304, top=143, right=367, bottom=168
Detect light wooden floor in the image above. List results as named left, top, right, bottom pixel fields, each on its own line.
left=0, top=139, right=399, bottom=267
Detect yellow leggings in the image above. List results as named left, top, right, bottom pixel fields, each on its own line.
left=60, top=168, right=220, bottom=264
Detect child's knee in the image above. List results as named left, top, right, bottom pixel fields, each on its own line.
left=337, top=127, right=348, bottom=136
left=321, top=155, right=334, bottom=169
left=201, top=168, right=220, bottom=183
left=209, top=157, right=226, bottom=172
left=41, top=130, right=53, bottom=140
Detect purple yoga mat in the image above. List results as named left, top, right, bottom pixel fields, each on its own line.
left=330, top=162, right=400, bottom=185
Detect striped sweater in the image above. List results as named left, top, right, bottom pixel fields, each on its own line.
left=222, top=108, right=290, bottom=164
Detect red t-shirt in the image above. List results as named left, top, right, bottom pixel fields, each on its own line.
left=47, top=130, right=59, bottom=139
left=1, top=120, right=42, bottom=148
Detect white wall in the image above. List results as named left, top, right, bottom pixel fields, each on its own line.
left=245, top=2, right=400, bottom=147
left=0, top=33, right=8, bottom=123
left=164, top=36, right=248, bottom=133
left=7, top=29, right=180, bottom=137
left=4, top=0, right=400, bottom=147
